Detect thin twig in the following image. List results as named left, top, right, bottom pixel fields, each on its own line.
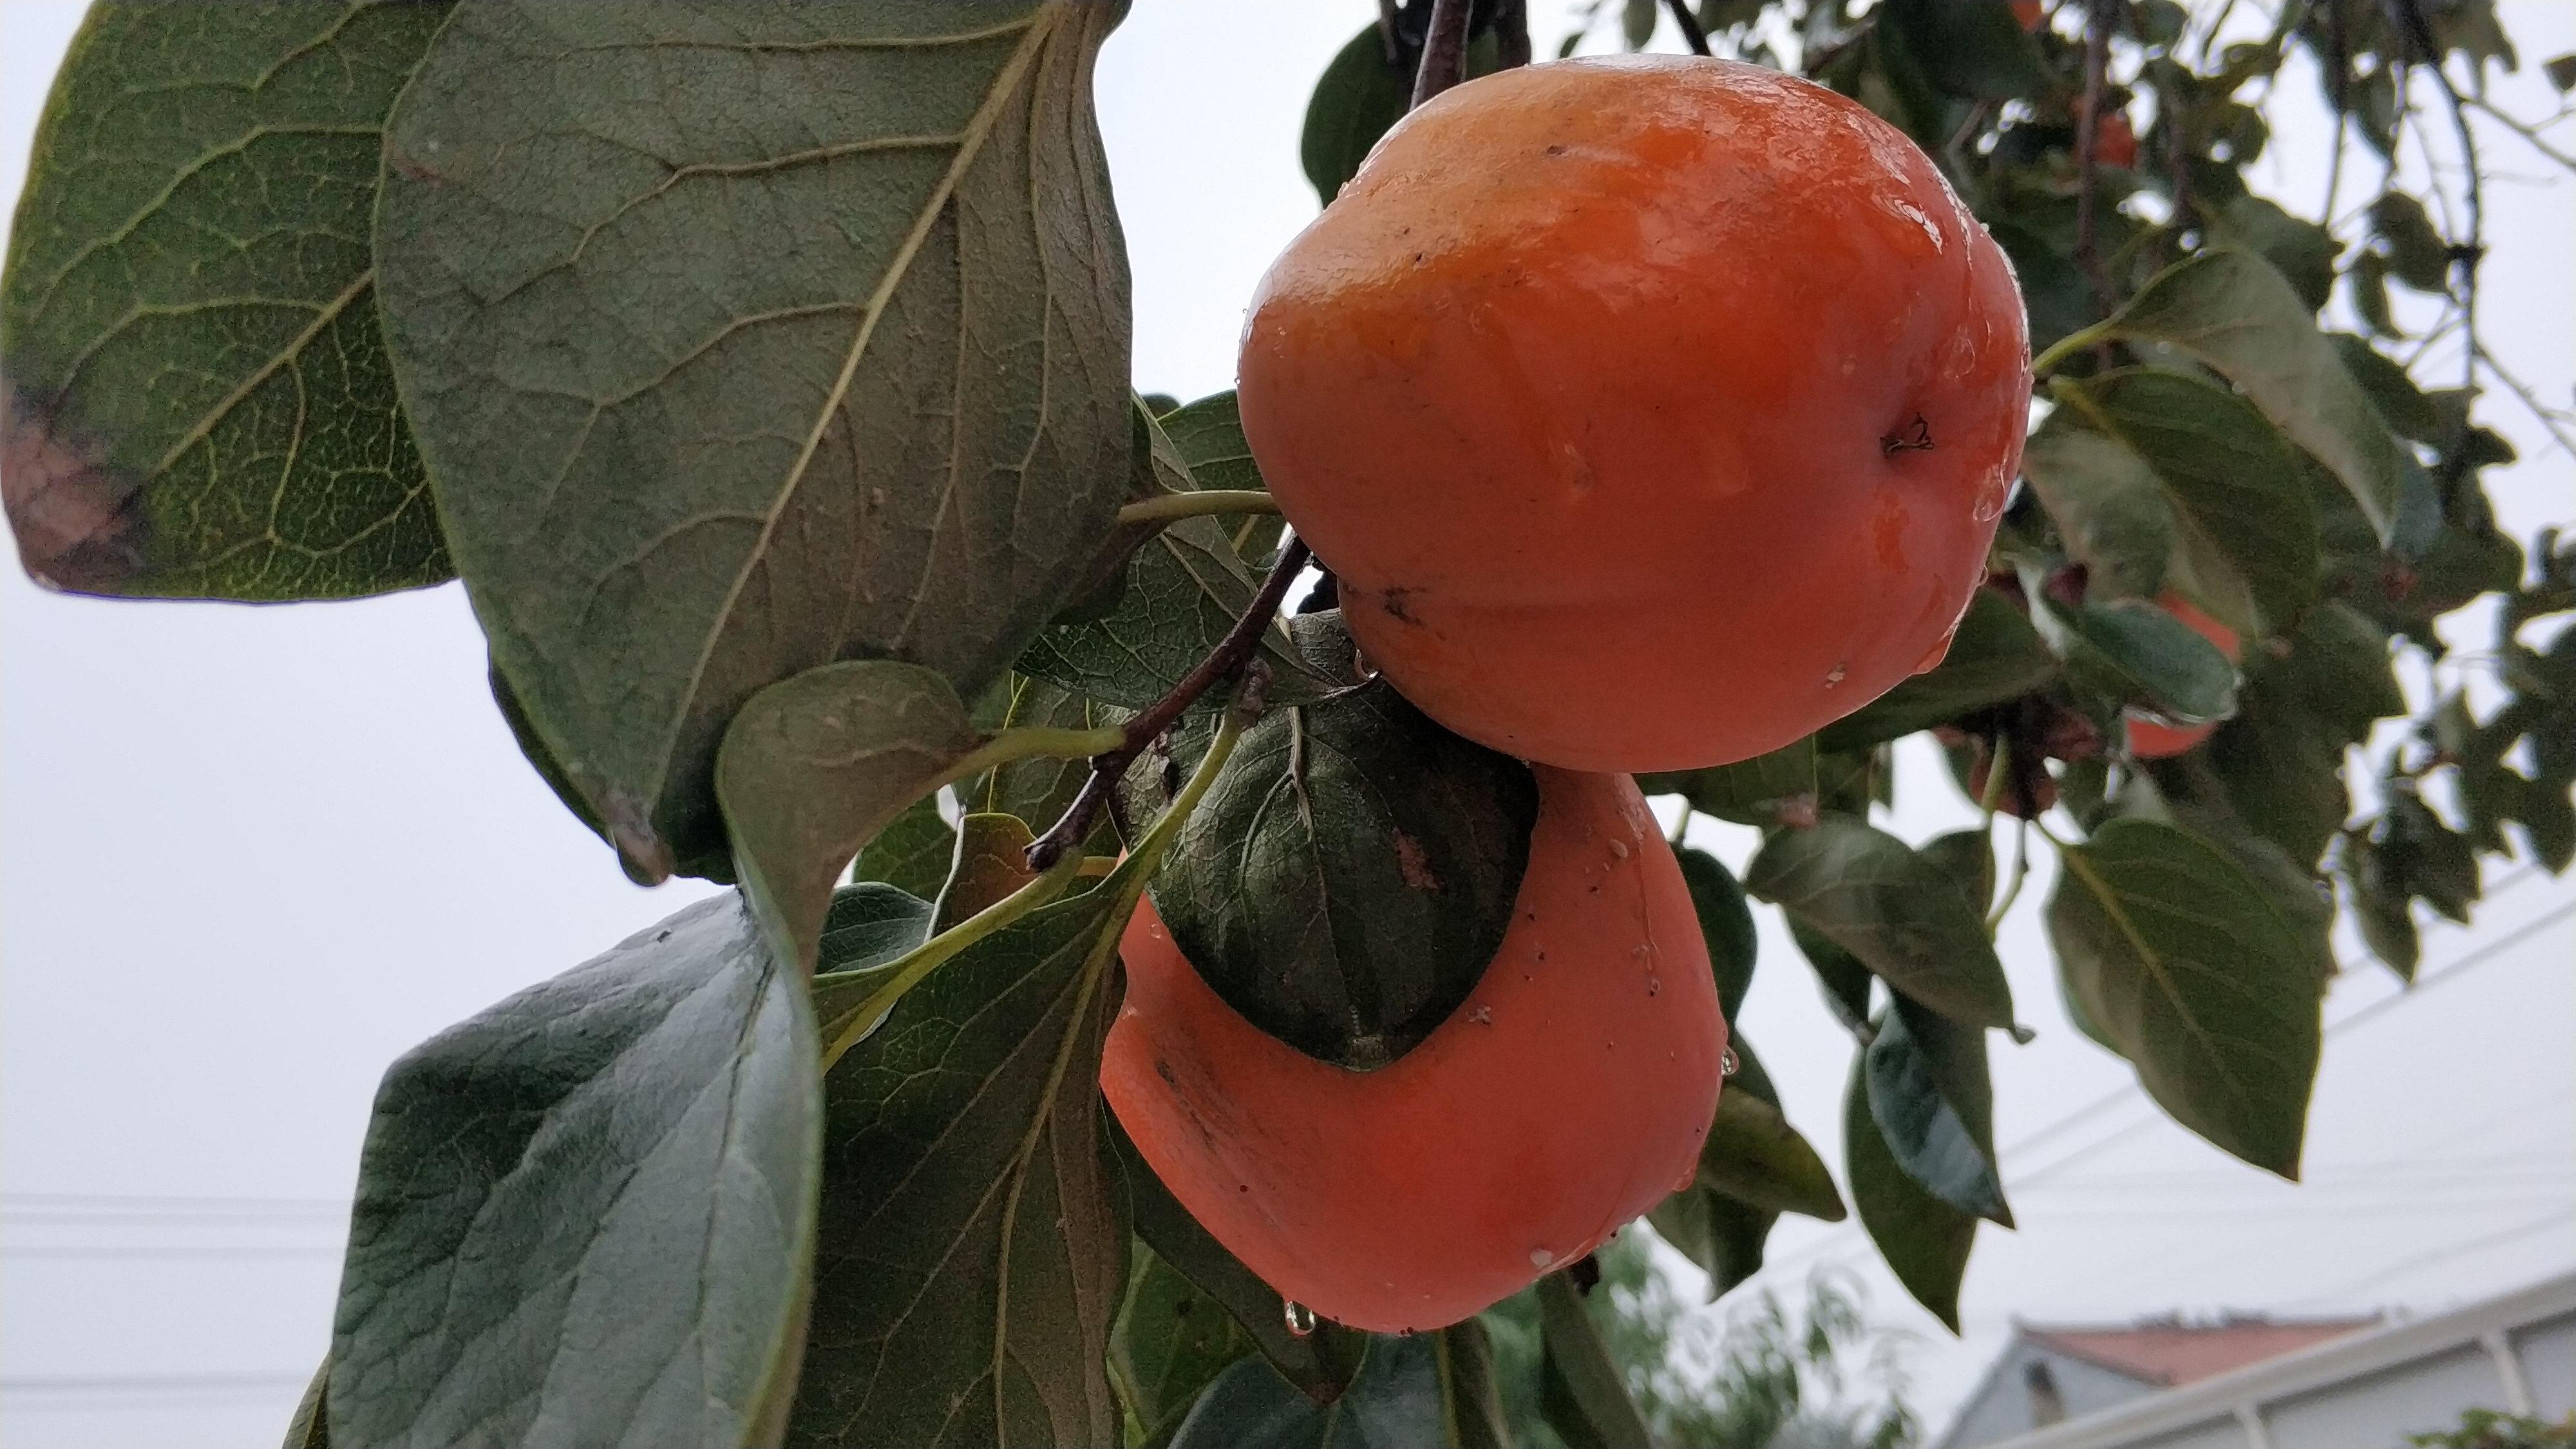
left=2479, top=345, right=2576, bottom=462
left=2074, top=0, right=2117, bottom=315
left=1663, top=0, right=1712, bottom=56
left=1378, top=0, right=1403, bottom=64
left=1412, top=0, right=1473, bottom=108
left=2465, top=96, right=2576, bottom=173
left=1495, top=0, right=1532, bottom=68
left=1025, top=542, right=1308, bottom=871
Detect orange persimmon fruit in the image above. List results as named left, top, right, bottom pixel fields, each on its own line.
left=1101, top=768, right=1727, bottom=1333
left=1237, top=57, right=2030, bottom=772
left=2127, top=592, right=2242, bottom=758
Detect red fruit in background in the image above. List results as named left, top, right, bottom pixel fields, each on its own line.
left=1101, top=769, right=1726, bottom=1333
left=1236, top=57, right=2029, bottom=773
left=2128, top=592, right=2242, bottom=758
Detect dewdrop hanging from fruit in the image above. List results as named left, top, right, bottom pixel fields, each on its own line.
left=1238, top=57, right=2031, bottom=772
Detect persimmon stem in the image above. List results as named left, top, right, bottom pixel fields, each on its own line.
left=1663, top=0, right=1712, bottom=55
left=2029, top=320, right=2114, bottom=379
left=1113, top=489, right=1278, bottom=527
left=1024, top=541, right=1307, bottom=871
left=1988, top=817, right=2031, bottom=936
left=1411, top=0, right=1472, bottom=107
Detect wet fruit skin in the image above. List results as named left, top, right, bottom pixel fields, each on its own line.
left=2128, top=592, right=2242, bottom=758
left=1238, top=57, right=2030, bottom=773
left=1101, top=768, right=1726, bottom=1333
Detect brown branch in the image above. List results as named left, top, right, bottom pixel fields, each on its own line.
left=1495, top=0, right=1532, bottom=68
left=1663, top=0, right=1712, bottom=55
left=1378, top=0, right=1403, bottom=64
left=1025, top=539, right=1311, bottom=871
left=1412, top=0, right=1473, bottom=108
left=2072, top=0, right=2116, bottom=315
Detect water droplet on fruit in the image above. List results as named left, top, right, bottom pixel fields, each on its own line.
left=1720, top=1046, right=1741, bottom=1077
left=1607, top=838, right=1629, bottom=860
left=1824, top=662, right=1848, bottom=687
left=1283, top=1300, right=1316, bottom=1338
left=1674, top=1164, right=1698, bottom=1193
left=1529, top=1247, right=1555, bottom=1269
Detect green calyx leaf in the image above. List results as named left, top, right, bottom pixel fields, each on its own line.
left=1864, top=998, right=2012, bottom=1226
left=2046, top=817, right=2324, bottom=1177
left=2, top=1, right=453, bottom=598
left=330, top=893, right=821, bottom=1448
left=1150, top=627, right=1538, bottom=1071
left=1817, top=587, right=2060, bottom=752
left=1747, top=815, right=2016, bottom=1028
left=379, top=2, right=1135, bottom=880
left=1845, top=1037, right=1976, bottom=1333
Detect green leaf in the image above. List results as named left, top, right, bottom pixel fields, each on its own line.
left=1845, top=1044, right=1976, bottom=1332
left=1112, top=1246, right=1257, bottom=1449
left=934, top=812, right=1041, bottom=930
left=1298, top=22, right=1502, bottom=205
left=1865, top=998, right=2011, bottom=1225
left=2206, top=601, right=2401, bottom=867
left=1, top=1, right=452, bottom=599
left=2056, top=370, right=2322, bottom=636
left=1747, top=817, right=2016, bottom=1028
left=1168, top=1334, right=1476, bottom=1448
left=1881, top=0, right=2051, bottom=100
left=717, top=661, right=981, bottom=974
left=1677, top=848, right=1758, bottom=1022
left=790, top=867, right=1139, bottom=1447
left=2546, top=52, right=2576, bottom=92
left=1537, top=1273, right=1654, bottom=1449
left=1647, top=1187, right=1777, bottom=1302
left=1150, top=662, right=1538, bottom=1070
left=1818, top=589, right=2060, bottom=750
left=283, top=1361, right=329, bottom=1449
left=330, top=893, right=820, bottom=1447
left=1695, top=1088, right=1848, bottom=1223
left=1918, top=829, right=1996, bottom=915
left=1108, top=1118, right=1367, bottom=1404
left=2340, top=831, right=2421, bottom=981
left=2204, top=193, right=2340, bottom=313
left=1641, top=737, right=1819, bottom=828
left=853, top=794, right=959, bottom=900
left=1159, top=391, right=1283, bottom=565
left=2095, top=249, right=2409, bottom=543
left=2032, top=591, right=2239, bottom=726
left=2047, top=819, right=2324, bottom=1176
left=2378, top=793, right=2482, bottom=924
left=1790, top=916, right=1877, bottom=1037
left=1988, top=223, right=2098, bottom=355
left=2018, top=412, right=2177, bottom=605
left=2367, top=193, right=2451, bottom=292
left=1018, top=403, right=1325, bottom=708
left=377, top=3, right=1133, bottom=880
left=963, top=674, right=1122, bottom=835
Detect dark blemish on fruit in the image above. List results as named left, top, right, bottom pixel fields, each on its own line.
left=1380, top=585, right=1419, bottom=623
left=1881, top=412, right=1934, bottom=456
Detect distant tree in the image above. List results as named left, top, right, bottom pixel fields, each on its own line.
left=2412, top=1410, right=2576, bottom=1449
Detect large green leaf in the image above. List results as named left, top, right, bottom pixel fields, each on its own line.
left=330, top=893, right=820, bottom=1448
left=2096, top=249, right=2407, bottom=544
left=1747, top=817, right=2015, bottom=1027
left=1112, top=1246, right=1256, bottom=1449
left=1019, top=404, right=1323, bottom=708
left=1537, top=1273, right=1654, bottom=1449
left=283, top=1361, right=329, bottom=1449
left=1790, top=916, right=1877, bottom=1036
left=2018, top=415, right=2175, bottom=605
left=1166, top=1331, right=1499, bottom=1449
left=1694, top=1089, right=1848, bottom=1223
left=1640, top=738, right=1819, bottom=828
left=2206, top=600, right=2401, bottom=867
left=853, top=793, right=960, bottom=900
left=377, top=2, right=1133, bottom=881
left=1865, top=998, right=2011, bottom=1226
left=2065, top=369, right=2321, bottom=636
left=1150, top=658, right=1537, bottom=1070
left=1647, top=1188, right=1777, bottom=1303
left=1676, top=848, right=1758, bottom=1022
left=1844, top=1045, right=1976, bottom=1332
left=1108, top=1119, right=1368, bottom=1404
left=1, top=1, right=451, bottom=598
left=2030, top=590, right=2240, bottom=727
left=788, top=869, right=1137, bottom=1448
left=718, top=661, right=984, bottom=974
left=1817, top=589, right=2059, bottom=750
left=2047, top=819, right=2323, bottom=1176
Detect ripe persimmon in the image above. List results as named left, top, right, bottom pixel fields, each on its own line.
left=1237, top=57, right=2029, bottom=772
left=1101, top=768, right=1725, bottom=1333
left=2128, top=592, right=2242, bottom=757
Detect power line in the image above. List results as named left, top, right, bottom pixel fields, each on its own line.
left=2282, top=1206, right=2576, bottom=1309
left=2, top=1372, right=310, bottom=1394
left=0, top=1244, right=339, bottom=1262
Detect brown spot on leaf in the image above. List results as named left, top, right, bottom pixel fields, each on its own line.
left=1392, top=829, right=1441, bottom=891
left=1, top=384, right=147, bottom=593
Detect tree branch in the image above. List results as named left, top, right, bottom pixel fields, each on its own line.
left=1663, top=0, right=1712, bottom=56
left=1025, top=540, right=1309, bottom=870
left=2073, top=0, right=2117, bottom=315
left=1412, top=0, right=1473, bottom=108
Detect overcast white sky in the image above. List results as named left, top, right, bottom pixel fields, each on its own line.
left=3, top=4, right=2570, bottom=1446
